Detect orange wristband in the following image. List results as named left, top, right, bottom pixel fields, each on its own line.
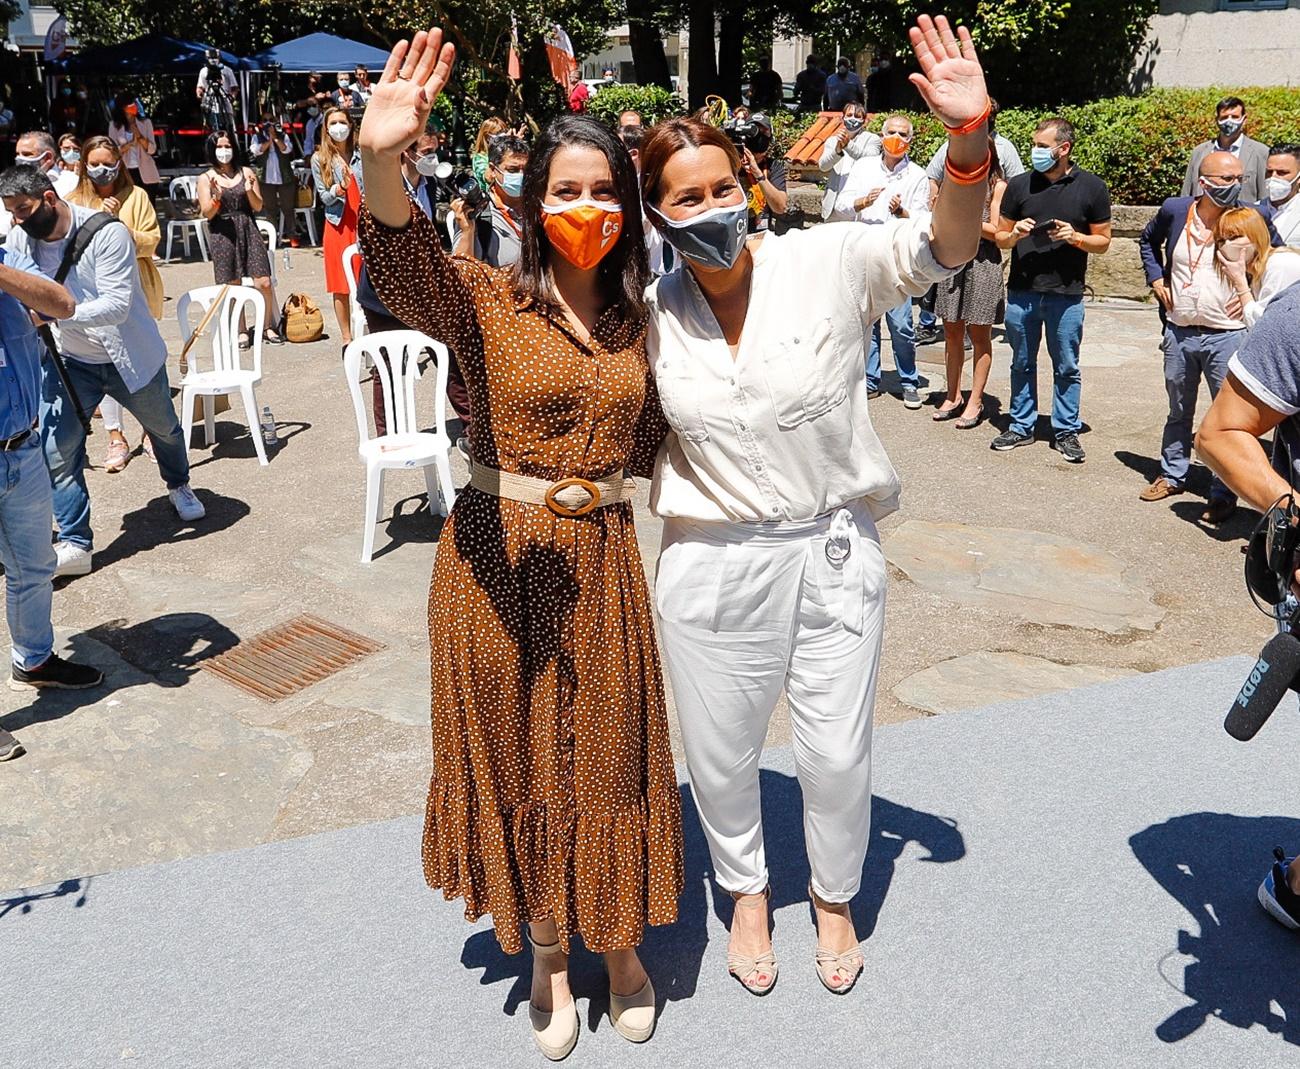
left=943, top=102, right=992, bottom=137
left=944, top=151, right=992, bottom=186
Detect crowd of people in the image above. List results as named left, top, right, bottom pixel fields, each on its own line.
left=1, top=14, right=1299, bottom=1062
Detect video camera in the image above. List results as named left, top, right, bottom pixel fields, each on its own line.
left=203, top=48, right=225, bottom=94
left=1226, top=494, right=1300, bottom=740
left=433, top=161, right=487, bottom=213
left=723, top=113, right=773, bottom=155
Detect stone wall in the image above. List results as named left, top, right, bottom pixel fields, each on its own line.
left=787, top=184, right=1157, bottom=302
left=1132, top=0, right=1300, bottom=91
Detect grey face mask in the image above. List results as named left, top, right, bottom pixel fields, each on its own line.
left=87, top=163, right=120, bottom=185
left=652, top=201, right=749, bottom=271
left=1201, top=177, right=1242, bottom=208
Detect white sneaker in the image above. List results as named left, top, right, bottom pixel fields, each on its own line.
left=169, top=484, right=206, bottom=522
left=53, top=542, right=92, bottom=577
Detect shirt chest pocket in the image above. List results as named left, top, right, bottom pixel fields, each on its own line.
left=655, top=353, right=710, bottom=442
left=759, top=317, right=847, bottom=429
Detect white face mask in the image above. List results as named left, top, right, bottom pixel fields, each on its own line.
left=328, top=123, right=350, bottom=144
left=1267, top=175, right=1297, bottom=204
left=215, top=147, right=234, bottom=164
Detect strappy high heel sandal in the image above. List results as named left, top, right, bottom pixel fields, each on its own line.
left=809, top=883, right=864, bottom=995
left=727, top=887, right=778, bottom=996
left=528, top=936, right=579, bottom=1061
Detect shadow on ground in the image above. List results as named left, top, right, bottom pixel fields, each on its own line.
left=85, top=488, right=250, bottom=574
left=1131, top=812, right=1300, bottom=1047
left=187, top=418, right=312, bottom=468
left=458, top=771, right=966, bottom=1025
left=0, top=877, right=91, bottom=921
left=0, top=614, right=239, bottom=734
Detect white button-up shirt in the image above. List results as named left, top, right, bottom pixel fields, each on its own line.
left=646, top=220, right=956, bottom=524
left=835, top=154, right=930, bottom=225
left=1273, top=195, right=1300, bottom=247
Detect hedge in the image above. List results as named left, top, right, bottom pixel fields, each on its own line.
left=586, top=84, right=686, bottom=128
left=780, top=87, right=1300, bottom=206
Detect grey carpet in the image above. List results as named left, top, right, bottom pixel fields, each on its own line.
left=4, top=656, right=1299, bottom=1068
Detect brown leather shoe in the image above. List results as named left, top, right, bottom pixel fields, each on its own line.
left=1139, top=476, right=1183, bottom=501
left=1202, top=499, right=1237, bottom=525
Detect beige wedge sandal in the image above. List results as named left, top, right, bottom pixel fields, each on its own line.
left=809, top=883, right=864, bottom=995
left=727, top=887, right=778, bottom=996
left=528, top=936, right=579, bottom=1061
left=609, top=974, right=657, bottom=1043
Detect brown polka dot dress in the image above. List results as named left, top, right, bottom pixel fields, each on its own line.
left=359, top=202, right=684, bottom=955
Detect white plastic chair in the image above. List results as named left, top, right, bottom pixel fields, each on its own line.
left=246, top=219, right=277, bottom=288
left=164, top=176, right=210, bottom=262
left=341, top=241, right=365, bottom=341
left=344, top=330, right=457, bottom=563
left=177, top=285, right=269, bottom=466
left=294, top=181, right=319, bottom=246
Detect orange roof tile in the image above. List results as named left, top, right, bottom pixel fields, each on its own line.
left=787, top=112, right=842, bottom=166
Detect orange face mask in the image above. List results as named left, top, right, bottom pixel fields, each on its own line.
left=882, top=133, right=910, bottom=157
left=541, top=200, right=623, bottom=270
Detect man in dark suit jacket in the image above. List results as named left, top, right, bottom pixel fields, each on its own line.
left=1181, top=96, right=1269, bottom=203
left=1137, top=151, right=1282, bottom=523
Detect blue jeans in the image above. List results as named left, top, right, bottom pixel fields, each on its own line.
left=41, top=359, right=190, bottom=551
left=1004, top=290, right=1085, bottom=438
left=1161, top=324, right=1238, bottom=503
left=866, top=299, right=918, bottom=391
left=0, top=434, right=56, bottom=669
left=917, top=297, right=937, bottom=332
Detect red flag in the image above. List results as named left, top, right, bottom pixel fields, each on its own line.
left=544, top=24, right=577, bottom=87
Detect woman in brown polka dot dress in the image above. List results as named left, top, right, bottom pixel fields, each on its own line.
left=358, top=29, right=682, bottom=1059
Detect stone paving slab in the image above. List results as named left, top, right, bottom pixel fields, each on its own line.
left=884, top=519, right=1167, bottom=635
left=3, top=658, right=1298, bottom=1068
left=893, top=650, right=1139, bottom=714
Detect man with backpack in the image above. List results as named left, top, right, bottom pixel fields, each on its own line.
left=0, top=165, right=205, bottom=579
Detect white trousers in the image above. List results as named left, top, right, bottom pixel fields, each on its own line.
left=654, top=501, right=886, bottom=903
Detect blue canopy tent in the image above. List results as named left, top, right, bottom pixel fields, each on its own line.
left=58, top=33, right=244, bottom=76
left=244, top=32, right=390, bottom=74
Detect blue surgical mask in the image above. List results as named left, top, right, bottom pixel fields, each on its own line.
left=651, top=201, right=749, bottom=271
left=61, top=149, right=80, bottom=165
left=499, top=171, right=525, bottom=197
left=1031, top=146, right=1057, bottom=173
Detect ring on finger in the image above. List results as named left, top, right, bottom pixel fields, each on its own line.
left=396, top=71, right=412, bottom=80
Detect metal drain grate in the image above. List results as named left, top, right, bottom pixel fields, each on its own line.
left=201, top=614, right=385, bottom=702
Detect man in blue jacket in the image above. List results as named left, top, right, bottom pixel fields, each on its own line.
left=1137, top=151, right=1282, bottom=524
left=0, top=244, right=104, bottom=759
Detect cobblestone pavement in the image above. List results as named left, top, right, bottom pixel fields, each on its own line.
left=0, top=250, right=1269, bottom=890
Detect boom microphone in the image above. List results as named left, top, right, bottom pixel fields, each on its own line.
left=1225, top=630, right=1300, bottom=741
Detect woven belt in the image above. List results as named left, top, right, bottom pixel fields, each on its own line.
left=468, top=460, right=635, bottom=518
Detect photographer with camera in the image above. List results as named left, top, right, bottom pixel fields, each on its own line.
left=1195, top=289, right=1300, bottom=930
left=726, top=112, right=787, bottom=234
left=250, top=107, right=301, bottom=247
left=196, top=49, right=239, bottom=134
left=450, top=133, right=527, bottom=267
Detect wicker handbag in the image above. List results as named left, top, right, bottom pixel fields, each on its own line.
left=280, top=292, right=325, bottom=343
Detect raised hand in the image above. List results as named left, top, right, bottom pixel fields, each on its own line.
left=359, top=28, right=456, bottom=160
left=907, top=14, right=988, bottom=131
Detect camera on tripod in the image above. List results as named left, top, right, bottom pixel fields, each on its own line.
left=722, top=113, right=773, bottom=155
left=203, top=48, right=225, bottom=89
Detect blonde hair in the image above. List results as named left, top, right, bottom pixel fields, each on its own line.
left=1214, top=206, right=1288, bottom=289
left=68, top=135, right=133, bottom=207
left=313, top=107, right=355, bottom=185
left=473, top=118, right=508, bottom=155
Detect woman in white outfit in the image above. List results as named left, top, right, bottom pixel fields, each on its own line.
left=640, top=15, right=992, bottom=997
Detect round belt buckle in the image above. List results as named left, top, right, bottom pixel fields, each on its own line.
left=825, top=538, right=851, bottom=565
left=545, top=477, right=601, bottom=517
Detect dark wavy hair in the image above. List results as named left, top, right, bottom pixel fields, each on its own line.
left=204, top=130, right=243, bottom=169
left=512, top=114, right=648, bottom=324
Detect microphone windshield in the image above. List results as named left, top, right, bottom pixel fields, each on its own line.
left=1225, top=631, right=1300, bottom=741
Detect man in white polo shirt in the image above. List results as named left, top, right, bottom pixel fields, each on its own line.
left=836, top=114, right=931, bottom=407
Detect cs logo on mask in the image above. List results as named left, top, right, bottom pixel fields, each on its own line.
left=600, top=216, right=621, bottom=246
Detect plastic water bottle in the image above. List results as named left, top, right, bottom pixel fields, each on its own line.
left=260, top=405, right=278, bottom=449
left=281, top=244, right=290, bottom=273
